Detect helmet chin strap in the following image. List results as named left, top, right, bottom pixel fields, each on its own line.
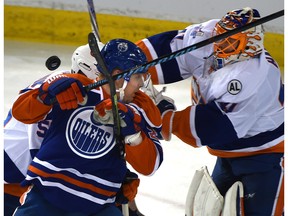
left=116, top=79, right=128, bottom=101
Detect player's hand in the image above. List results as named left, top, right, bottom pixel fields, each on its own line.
left=116, top=170, right=140, bottom=204
left=156, top=97, right=176, bottom=141
left=39, top=74, right=86, bottom=110
left=157, top=97, right=176, bottom=116
left=94, top=99, right=144, bottom=145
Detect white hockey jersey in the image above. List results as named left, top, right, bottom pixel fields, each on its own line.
left=136, top=19, right=284, bottom=157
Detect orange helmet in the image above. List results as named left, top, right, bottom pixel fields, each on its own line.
left=213, top=7, right=264, bottom=69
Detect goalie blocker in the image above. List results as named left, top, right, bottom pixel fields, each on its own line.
left=185, top=166, right=244, bottom=216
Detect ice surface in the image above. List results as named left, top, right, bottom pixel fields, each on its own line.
left=4, top=40, right=216, bottom=216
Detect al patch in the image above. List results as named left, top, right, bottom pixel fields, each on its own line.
left=227, top=79, right=242, bottom=95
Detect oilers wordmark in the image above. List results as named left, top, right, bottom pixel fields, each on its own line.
left=66, top=107, right=115, bottom=159
left=72, top=118, right=111, bottom=152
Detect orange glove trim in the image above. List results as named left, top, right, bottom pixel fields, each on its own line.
left=122, top=178, right=140, bottom=202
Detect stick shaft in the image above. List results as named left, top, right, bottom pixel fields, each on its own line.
left=87, top=1, right=125, bottom=158
left=85, top=9, right=284, bottom=91
left=87, top=0, right=101, bottom=41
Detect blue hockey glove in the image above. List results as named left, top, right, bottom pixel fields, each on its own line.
left=39, top=74, right=86, bottom=110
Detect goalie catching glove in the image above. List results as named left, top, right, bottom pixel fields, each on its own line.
left=38, top=74, right=86, bottom=110
left=94, top=99, right=145, bottom=146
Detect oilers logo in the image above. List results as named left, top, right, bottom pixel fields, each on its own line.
left=66, top=107, right=115, bottom=159
left=117, top=42, right=128, bottom=52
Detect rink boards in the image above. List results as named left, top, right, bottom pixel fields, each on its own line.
left=4, top=5, right=284, bottom=72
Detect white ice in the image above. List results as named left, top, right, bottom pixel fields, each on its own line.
left=4, top=40, right=217, bottom=216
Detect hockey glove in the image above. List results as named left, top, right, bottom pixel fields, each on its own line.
left=142, top=73, right=176, bottom=109
left=94, top=99, right=144, bottom=146
left=116, top=170, right=140, bottom=205
left=141, top=75, right=176, bottom=141
left=157, top=98, right=176, bottom=141
left=39, top=74, right=86, bottom=110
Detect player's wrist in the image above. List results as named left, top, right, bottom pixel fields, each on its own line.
left=124, top=131, right=142, bottom=146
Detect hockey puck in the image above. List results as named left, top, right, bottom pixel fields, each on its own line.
left=45, top=55, right=61, bottom=71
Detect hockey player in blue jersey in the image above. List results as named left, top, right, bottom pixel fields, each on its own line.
left=11, top=39, right=162, bottom=216
left=4, top=42, right=104, bottom=215
left=138, top=7, right=284, bottom=215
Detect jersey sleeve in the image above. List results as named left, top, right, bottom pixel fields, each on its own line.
left=125, top=91, right=163, bottom=175
left=136, top=30, right=182, bottom=84
left=12, top=73, right=95, bottom=124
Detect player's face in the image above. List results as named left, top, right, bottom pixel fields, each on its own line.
left=122, top=73, right=144, bottom=103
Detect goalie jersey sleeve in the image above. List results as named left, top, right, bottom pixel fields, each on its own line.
left=11, top=73, right=163, bottom=214
left=136, top=19, right=219, bottom=84
left=137, top=20, right=283, bottom=158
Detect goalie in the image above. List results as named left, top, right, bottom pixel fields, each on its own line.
left=139, top=7, right=284, bottom=216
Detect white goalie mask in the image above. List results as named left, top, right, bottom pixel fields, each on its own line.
left=213, top=7, right=264, bottom=69
left=71, top=42, right=105, bottom=79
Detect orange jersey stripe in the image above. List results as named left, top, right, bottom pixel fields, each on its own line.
left=28, top=165, right=116, bottom=197
left=272, top=157, right=284, bottom=216
left=207, top=141, right=284, bottom=158
left=135, top=40, right=160, bottom=84
left=4, top=184, right=29, bottom=197
left=172, top=107, right=198, bottom=147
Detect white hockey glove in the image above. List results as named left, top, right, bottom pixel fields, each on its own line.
left=141, top=74, right=176, bottom=141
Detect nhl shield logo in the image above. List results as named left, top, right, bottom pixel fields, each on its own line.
left=227, top=79, right=242, bottom=95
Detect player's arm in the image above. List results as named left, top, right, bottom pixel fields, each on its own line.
left=12, top=73, right=94, bottom=124
left=136, top=30, right=183, bottom=84
left=161, top=100, right=239, bottom=147
left=94, top=91, right=163, bottom=176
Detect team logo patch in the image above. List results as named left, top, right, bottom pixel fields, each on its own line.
left=227, top=79, right=242, bottom=95
left=117, top=42, right=128, bottom=52
left=191, top=24, right=204, bottom=38
left=66, top=107, right=115, bottom=159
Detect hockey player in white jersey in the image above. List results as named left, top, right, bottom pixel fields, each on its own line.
left=138, top=7, right=284, bottom=215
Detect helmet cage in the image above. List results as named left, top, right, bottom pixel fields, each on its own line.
left=213, top=7, right=264, bottom=68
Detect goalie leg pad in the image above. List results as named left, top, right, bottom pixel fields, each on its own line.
left=222, top=181, right=244, bottom=216
left=185, top=166, right=224, bottom=216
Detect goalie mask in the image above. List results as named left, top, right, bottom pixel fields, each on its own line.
left=213, top=7, right=264, bottom=69
left=71, top=42, right=104, bottom=79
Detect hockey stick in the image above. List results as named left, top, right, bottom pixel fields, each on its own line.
left=86, top=1, right=125, bottom=159
left=88, top=34, right=124, bottom=158
left=87, top=0, right=101, bottom=41
left=86, top=1, right=129, bottom=215
left=84, top=9, right=284, bottom=91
